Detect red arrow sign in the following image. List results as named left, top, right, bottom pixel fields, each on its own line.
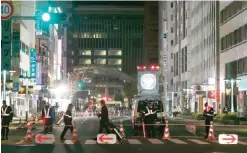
left=222, top=135, right=236, bottom=143
left=37, top=134, right=52, bottom=143
left=99, top=134, right=113, bottom=142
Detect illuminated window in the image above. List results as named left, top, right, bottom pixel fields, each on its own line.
left=80, top=50, right=91, bottom=55
left=94, top=59, right=106, bottom=64
left=79, top=58, right=91, bottom=65
left=73, top=33, right=78, bottom=38
left=108, top=59, right=122, bottom=65
left=94, top=50, right=106, bottom=56
left=108, top=49, right=122, bottom=56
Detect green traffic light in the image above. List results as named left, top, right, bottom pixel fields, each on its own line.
left=42, top=13, right=50, bottom=22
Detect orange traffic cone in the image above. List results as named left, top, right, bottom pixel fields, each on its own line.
left=71, top=126, right=79, bottom=143
left=207, top=121, right=215, bottom=141
left=119, top=124, right=125, bottom=137
left=162, top=120, right=170, bottom=140
left=24, top=126, right=33, bottom=142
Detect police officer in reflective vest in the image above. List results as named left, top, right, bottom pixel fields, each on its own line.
left=1, top=100, right=13, bottom=140
left=60, top=103, right=74, bottom=140
left=203, top=102, right=214, bottom=139
left=41, top=102, right=53, bottom=133
left=144, top=103, right=157, bottom=138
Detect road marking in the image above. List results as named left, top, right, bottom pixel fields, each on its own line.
left=188, top=139, right=209, bottom=144
left=127, top=139, right=142, bottom=144
left=148, top=139, right=164, bottom=144
left=238, top=141, right=247, bottom=145
left=169, top=139, right=188, bottom=144
left=64, top=140, right=74, bottom=144
left=85, top=140, right=97, bottom=144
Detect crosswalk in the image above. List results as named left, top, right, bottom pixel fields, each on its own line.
left=83, top=138, right=247, bottom=145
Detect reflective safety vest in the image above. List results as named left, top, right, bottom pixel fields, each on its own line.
left=144, top=106, right=156, bottom=116
left=44, top=107, right=51, bottom=118
left=1, top=106, right=11, bottom=116
left=205, top=106, right=214, bottom=117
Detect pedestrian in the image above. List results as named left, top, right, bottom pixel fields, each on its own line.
left=41, top=102, right=53, bottom=133
left=203, top=102, right=214, bottom=139
left=97, top=100, right=110, bottom=134
left=60, top=103, right=74, bottom=140
left=143, top=102, right=157, bottom=138
left=1, top=100, right=13, bottom=140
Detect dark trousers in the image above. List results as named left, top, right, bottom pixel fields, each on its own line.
left=44, top=118, right=53, bottom=134
left=60, top=125, right=73, bottom=138
left=205, top=119, right=211, bottom=137
left=1, top=123, right=10, bottom=139
left=145, top=121, right=155, bottom=138
left=98, top=121, right=110, bottom=134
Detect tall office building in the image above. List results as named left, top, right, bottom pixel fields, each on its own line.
left=67, top=2, right=144, bottom=76
left=164, top=1, right=220, bottom=113
left=220, top=1, right=247, bottom=115
left=144, top=1, right=159, bottom=65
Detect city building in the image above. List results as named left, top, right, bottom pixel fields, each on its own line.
left=164, top=1, right=220, bottom=113
left=144, top=1, right=159, bottom=65
left=67, top=3, right=144, bottom=76
left=7, top=1, right=36, bottom=116
left=220, top=1, right=247, bottom=116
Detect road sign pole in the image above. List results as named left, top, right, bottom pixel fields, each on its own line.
left=2, top=70, right=7, bottom=100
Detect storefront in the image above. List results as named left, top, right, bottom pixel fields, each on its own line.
left=237, top=75, right=247, bottom=117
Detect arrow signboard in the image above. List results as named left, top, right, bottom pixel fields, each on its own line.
left=35, top=134, right=55, bottom=144
left=97, top=134, right=116, bottom=144
left=218, top=134, right=238, bottom=144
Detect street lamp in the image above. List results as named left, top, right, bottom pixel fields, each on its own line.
left=224, top=79, right=241, bottom=113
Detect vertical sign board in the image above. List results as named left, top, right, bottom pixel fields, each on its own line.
left=1, top=19, right=12, bottom=70
left=30, top=49, right=37, bottom=81
left=1, top=1, right=14, bottom=70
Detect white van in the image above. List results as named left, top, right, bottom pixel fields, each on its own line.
left=131, top=95, right=167, bottom=135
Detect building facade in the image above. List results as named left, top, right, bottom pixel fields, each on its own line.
left=164, top=1, right=220, bottom=113
left=67, top=5, right=144, bottom=76
left=220, top=1, right=247, bottom=116
left=144, top=1, right=159, bottom=65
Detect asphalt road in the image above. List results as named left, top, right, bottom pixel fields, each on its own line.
left=2, top=115, right=247, bottom=153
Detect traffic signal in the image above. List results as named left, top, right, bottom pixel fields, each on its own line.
left=41, top=12, right=67, bottom=23
left=77, top=81, right=85, bottom=89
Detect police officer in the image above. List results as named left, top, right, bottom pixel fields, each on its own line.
left=144, top=102, right=157, bottom=138
left=203, top=102, right=214, bottom=139
left=97, top=100, right=110, bottom=134
left=41, top=102, right=52, bottom=133
left=1, top=100, right=13, bottom=140
left=60, top=103, right=74, bottom=140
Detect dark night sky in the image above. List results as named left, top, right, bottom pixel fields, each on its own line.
left=73, top=1, right=145, bottom=7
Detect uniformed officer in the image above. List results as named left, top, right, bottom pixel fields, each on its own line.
left=144, top=102, right=157, bottom=138
left=203, top=102, right=214, bottom=139
left=41, top=102, right=53, bottom=133
left=1, top=100, right=13, bottom=140
left=60, top=103, right=74, bottom=140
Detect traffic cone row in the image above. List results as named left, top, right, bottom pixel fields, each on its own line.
left=162, top=120, right=170, bottom=140
left=207, top=121, right=215, bottom=141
